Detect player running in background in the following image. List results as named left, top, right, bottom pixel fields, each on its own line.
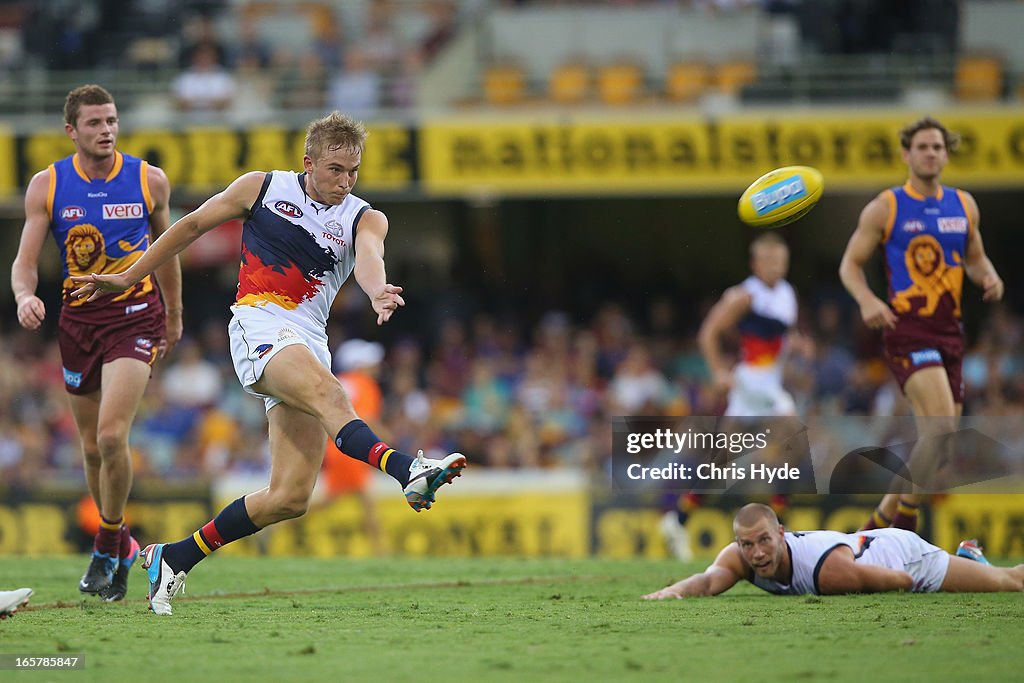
left=72, top=111, right=466, bottom=615
left=660, top=233, right=798, bottom=560
left=839, top=116, right=1003, bottom=533
left=12, top=84, right=182, bottom=602
left=644, top=503, right=1023, bottom=599
left=701, top=232, right=799, bottom=419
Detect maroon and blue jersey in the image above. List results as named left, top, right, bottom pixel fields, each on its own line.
left=47, top=151, right=162, bottom=322
left=882, top=183, right=971, bottom=339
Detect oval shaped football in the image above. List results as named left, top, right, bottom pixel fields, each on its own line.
left=737, top=165, right=824, bottom=228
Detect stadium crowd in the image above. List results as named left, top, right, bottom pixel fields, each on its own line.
left=2, top=293, right=1022, bottom=487
left=0, top=0, right=966, bottom=119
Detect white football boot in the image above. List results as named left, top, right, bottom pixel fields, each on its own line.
left=403, top=451, right=467, bottom=511
left=140, top=544, right=187, bottom=616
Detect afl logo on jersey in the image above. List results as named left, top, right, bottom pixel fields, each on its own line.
left=274, top=201, right=303, bottom=219
left=61, top=206, right=86, bottom=220
left=901, top=220, right=925, bottom=233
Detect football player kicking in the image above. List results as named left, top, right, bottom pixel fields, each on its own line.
left=72, top=112, right=467, bottom=615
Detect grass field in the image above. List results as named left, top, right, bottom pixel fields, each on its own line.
left=1, top=555, right=1022, bottom=682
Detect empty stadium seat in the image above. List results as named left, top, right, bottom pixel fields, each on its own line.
left=665, top=61, right=710, bottom=103
left=483, top=64, right=527, bottom=106
left=549, top=63, right=590, bottom=104
left=714, top=59, right=757, bottom=97
left=597, top=62, right=644, bottom=105
left=954, top=54, right=1004, bottom=101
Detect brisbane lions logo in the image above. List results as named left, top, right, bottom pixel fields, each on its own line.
left=891, top=234, right=963, bottom=318
left=65, top=224, right=107, bottom=274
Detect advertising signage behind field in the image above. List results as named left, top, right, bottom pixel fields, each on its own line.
left=2, top=109, right=1023, bottom=198
left=420, top=110, right=1024, bottom=195
left=3, top=124, right=415, bottom=196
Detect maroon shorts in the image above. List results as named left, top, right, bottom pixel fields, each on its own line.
left=883, top=333, right=965, bottom=403
left=58, top=303, right=166, bottom=395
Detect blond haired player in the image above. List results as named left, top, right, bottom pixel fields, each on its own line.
left=73, top=112, right=467, bottom=615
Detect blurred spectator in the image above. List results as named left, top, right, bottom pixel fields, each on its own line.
left=172, top=42, right=236, bottom=112
left=278, top=49, right=328, bottom=111
left=362, top=2, right=403, bottom=72
left=3, top=293, right=1024, bottom=483
left=229, top=49, right=275, bottom=124
left=178, top=13, right=228, bottom=69
left=309, top=9, right=345, bottom=70
left=608, top=343, right=672, bottom=414
left=161, top=338, right=224, bottom=409
left=811, top=301, right=855, bottom=402
left=132, top=389, right=200, bottom=477
left=22, top=0, right=101, bottom=70
left=461, top=357, right=512, bottom=432
left=419, top=0, right=458, bottom=63
left=328, top=46, right=382, bottom=118
left=232, top=15, right=271, bottom=69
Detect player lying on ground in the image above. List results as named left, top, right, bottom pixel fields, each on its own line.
left=644, top=503, right=1023, bottom=598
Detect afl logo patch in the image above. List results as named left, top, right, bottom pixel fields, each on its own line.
left=274, top=201, right=303, bottom=219
left=61, top=206, right=86, bottom=220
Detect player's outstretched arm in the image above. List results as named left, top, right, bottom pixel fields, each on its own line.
left=71, top=171, right=265, bottom=302
left=643, top=543, right=746, bottom=599
left=816, top=546, right=913, bottom=595
left=697, top=287, right=752, bottom=392
left=12, top=171, right=52, bottom=331
left=959, top=191, right=1003, bottom=302
left=353, top=209, right=405, bottom=326
left=840, top=193, right=897, bottom=330
left=147, top=164, right=183, bottom=357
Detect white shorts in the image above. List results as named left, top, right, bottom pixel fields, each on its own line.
left=906, top=549, right=951, bottom=593
left=861, top=528, right=950, bottom=593
left=228, top=306, right=331, bottom=412
left=726, top=365, right=796, bottom=417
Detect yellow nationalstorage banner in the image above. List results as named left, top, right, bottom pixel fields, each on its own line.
left=213, top=471, right=591, bottom=559
left=420, top=109, right=1024, bottom=195
left=3, top=109, right=1023, bottom=197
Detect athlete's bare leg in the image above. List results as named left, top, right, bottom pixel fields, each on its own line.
left=94, top=358, right=151, bottom=520
left=940, top=555, right=1024, bottom=592
left=67, top=391, right=102, bottom=509
left=899, top=366, right=959, bottom=505
left=243, top=401, right=327, bottom=527
left=863, top=368, right=959, bottom=529
left=251, top=344, right=359, bottom=434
